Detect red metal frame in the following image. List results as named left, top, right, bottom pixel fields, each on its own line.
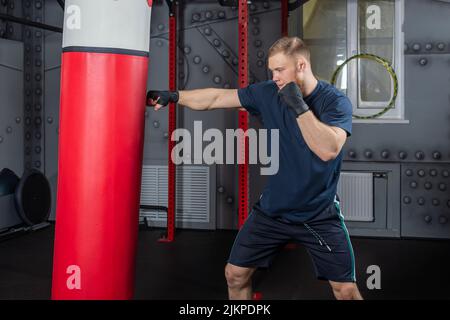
left=159, top=4, right=177, bottom=243
left=161, top=0, right=291, bottom=237
left=238, top=0, right=249, bottom=229
left=281, top=0, right=289, bottom=37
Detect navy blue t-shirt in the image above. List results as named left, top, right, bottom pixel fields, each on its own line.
left=238, top=80, right=352, bottom=223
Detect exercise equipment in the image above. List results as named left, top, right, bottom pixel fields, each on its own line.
left=0, top=168, right=19, bottom=197
left=0, top=169, right=51, bottom=235
left=331, top=53, right=398, bottom=119
left=51, top=0, right=152, bottom=300
left=14, top=169, right=51, bottom=226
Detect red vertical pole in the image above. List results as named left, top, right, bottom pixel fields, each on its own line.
left=238, top=0, right=249, bottom=229
left=160, top=2, right=177, bottom=242
left=281, top=0, right=289, bottom=37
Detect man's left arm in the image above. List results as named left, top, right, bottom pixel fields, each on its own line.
left=296, top=111, right=347, bottom=162
left=279, top=82, right=350, bottom=162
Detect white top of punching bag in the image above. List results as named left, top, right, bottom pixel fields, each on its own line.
left=62, top=0, right=152, bottom=54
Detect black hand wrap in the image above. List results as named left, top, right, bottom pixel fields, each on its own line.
left=279, top=82, right=309, bottom=118
left=146, top=90, right=179, bottom=107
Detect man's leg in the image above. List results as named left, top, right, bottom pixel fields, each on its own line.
left=226, top=209, right=291, bottom=299
left=296, top=199, right=362, bottom=299
left=329, top=281, right=363, bottom=300
left=225, top=263, right=256, bottom=300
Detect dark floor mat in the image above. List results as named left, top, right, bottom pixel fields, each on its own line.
left=0, top=225, right=449, bottom=299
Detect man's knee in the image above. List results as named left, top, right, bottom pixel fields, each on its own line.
left=225, top=263, right=253, bottom=289
left=330, top=282, right=358, bottom=300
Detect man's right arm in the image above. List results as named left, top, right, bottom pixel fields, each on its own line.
left=179, top=89, right=243, bottom=111
left=147, top=88, right=245, bottom=111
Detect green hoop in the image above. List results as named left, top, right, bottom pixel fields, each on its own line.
left=330, top=53, right=398, bottom=120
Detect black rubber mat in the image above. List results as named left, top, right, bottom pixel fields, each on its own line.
left=0, top=224, right=449, bottom=299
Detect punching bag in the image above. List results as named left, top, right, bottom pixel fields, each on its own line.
left=51, top=0, right=152, bottom=299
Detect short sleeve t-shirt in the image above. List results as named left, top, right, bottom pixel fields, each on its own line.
left=237, top=80, right=352, bottom=223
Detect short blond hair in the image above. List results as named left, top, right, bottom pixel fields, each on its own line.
left=268, top=36, right=311, bottom=61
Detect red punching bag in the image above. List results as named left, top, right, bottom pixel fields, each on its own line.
left=51, top=0, right=152, bottom=299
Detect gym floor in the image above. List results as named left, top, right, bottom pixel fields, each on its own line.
left=0, top=224, right=449, bottom=300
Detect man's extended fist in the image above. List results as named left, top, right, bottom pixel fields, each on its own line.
left=278, top=82, right=309, bottom=118
left=146, top=90, right=179, bottom=108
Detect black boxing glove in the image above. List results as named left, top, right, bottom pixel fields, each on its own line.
left=278, top=82, right=309, bottom=118
left=146, top=90, right=179, bottom=107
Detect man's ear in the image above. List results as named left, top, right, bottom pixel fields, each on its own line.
left=296, top=58, right=305, bottom=72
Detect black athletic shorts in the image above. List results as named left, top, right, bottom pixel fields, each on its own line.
left=228, top=197, right=356, bottom=283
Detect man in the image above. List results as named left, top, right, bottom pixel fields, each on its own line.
left=147, top=36, right=363, bottom=300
